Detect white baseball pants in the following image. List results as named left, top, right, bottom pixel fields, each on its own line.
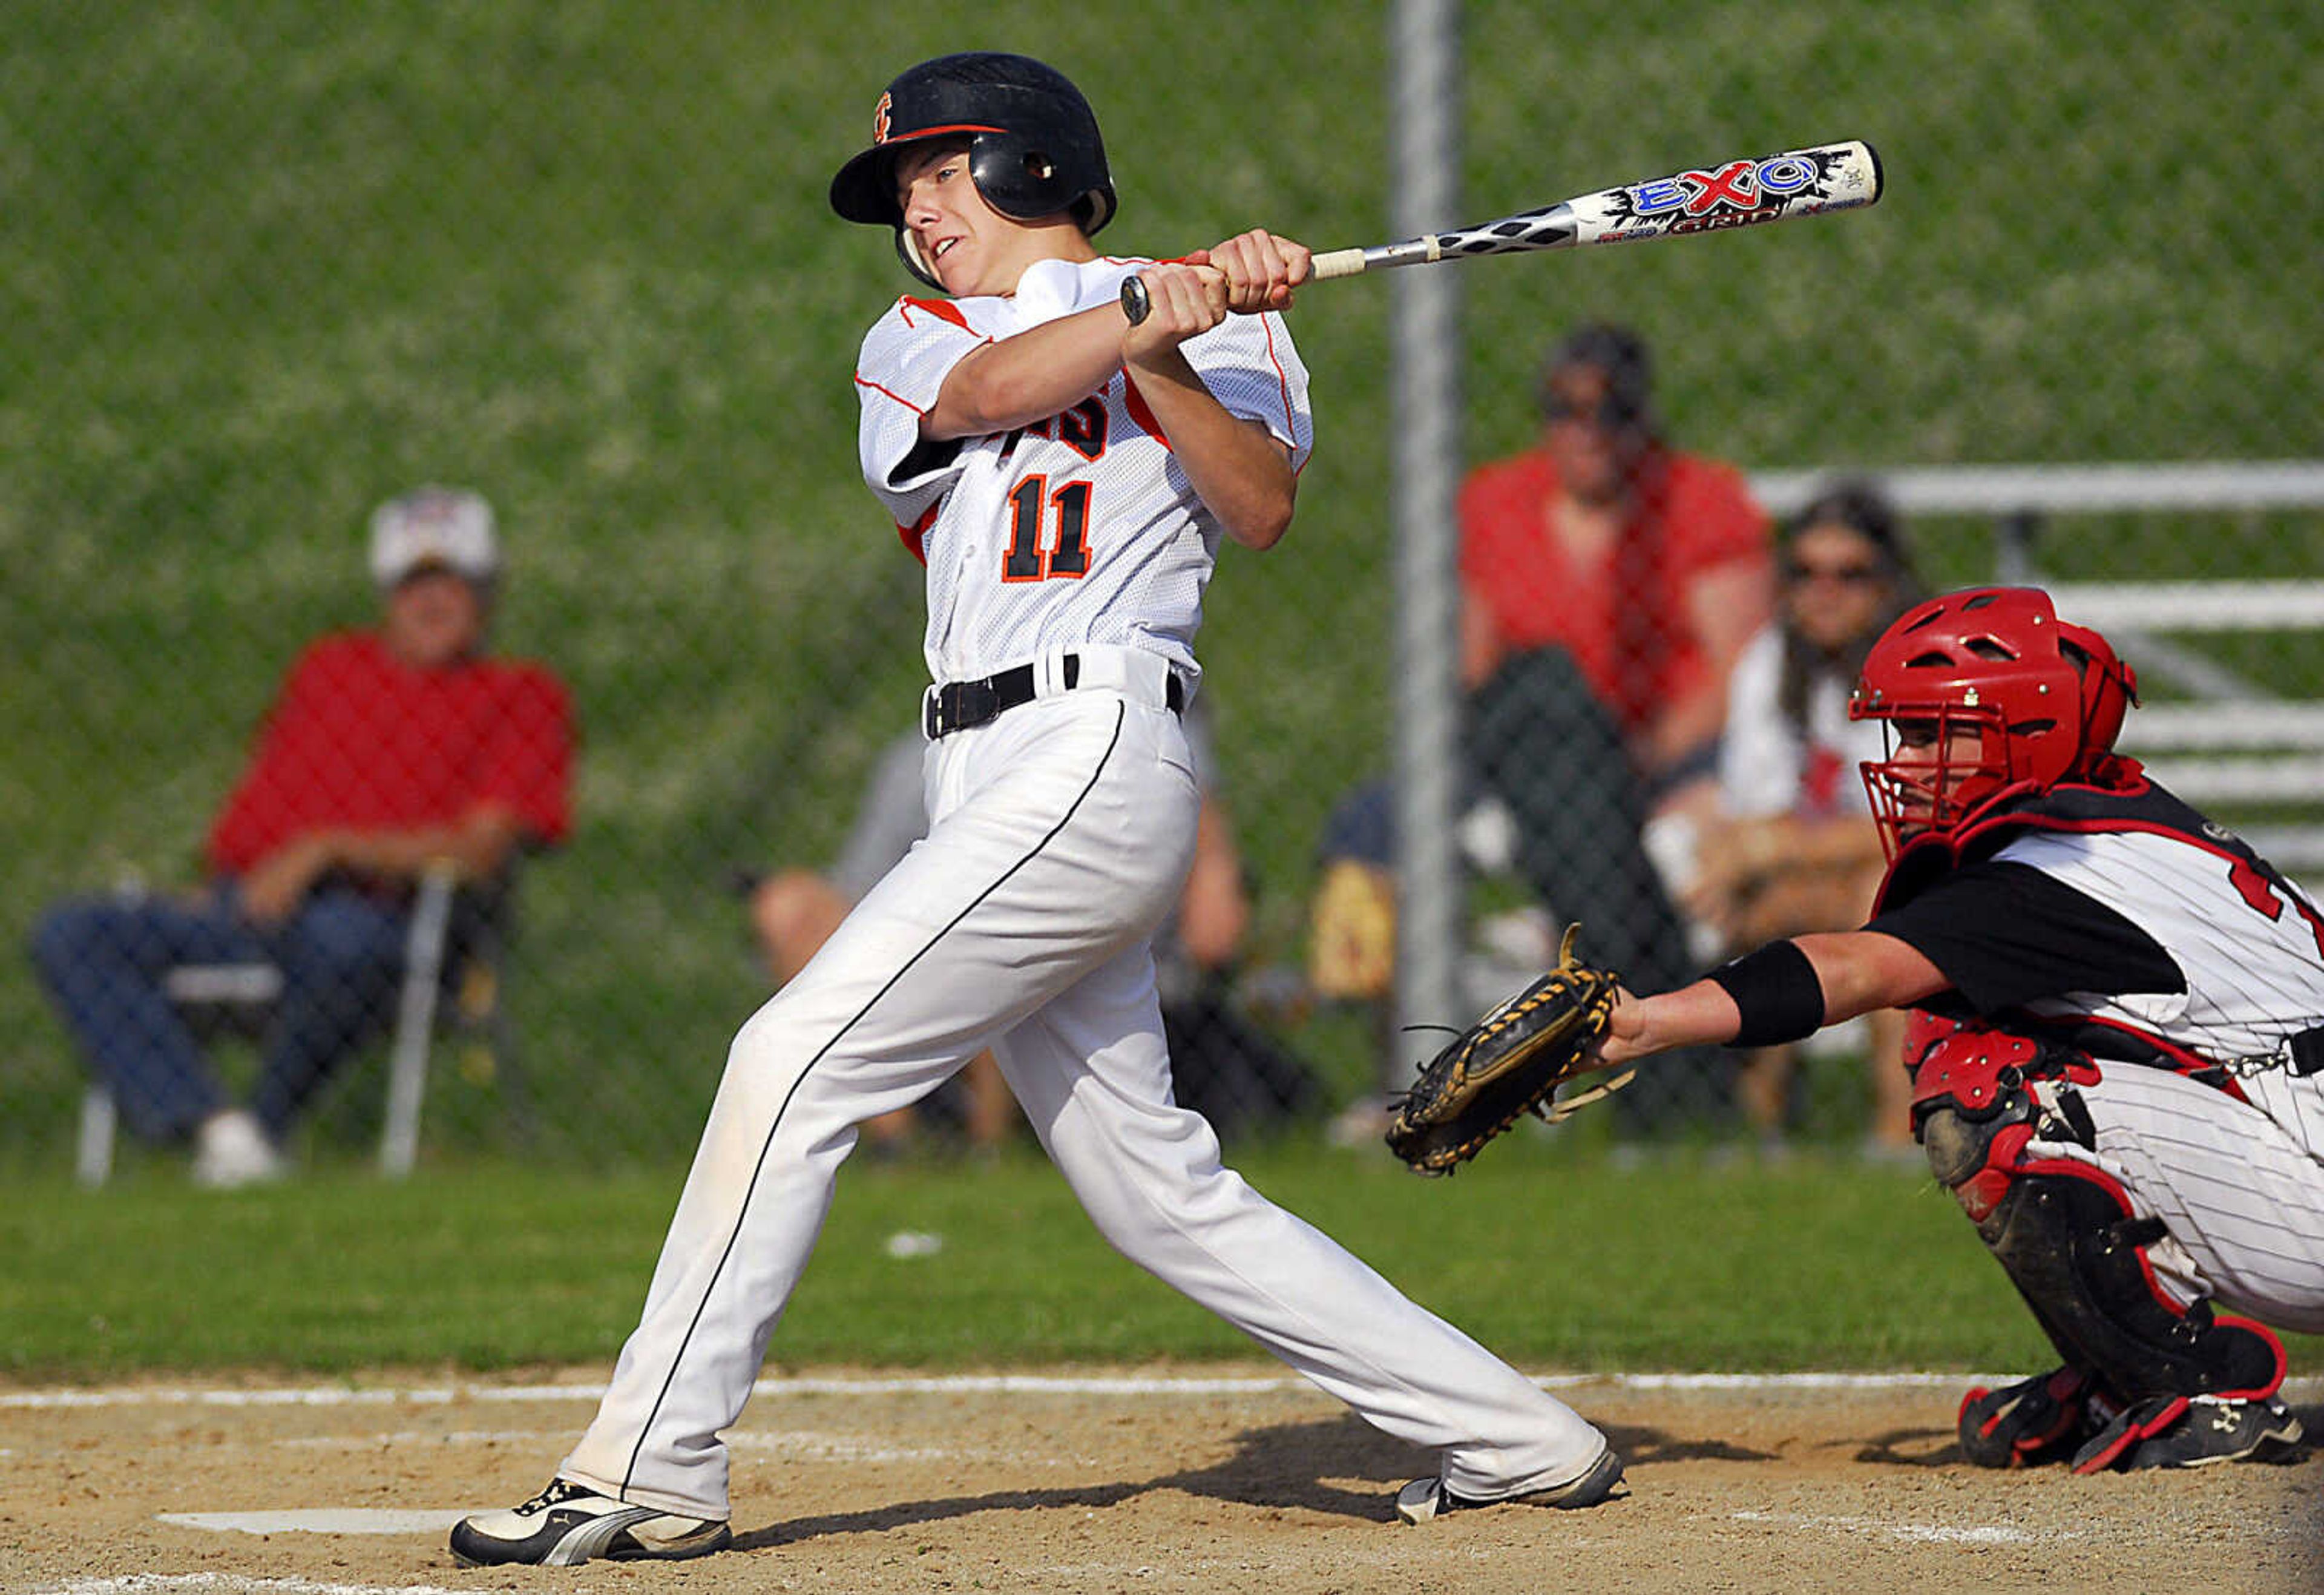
left=2032, top=1062, right=2324, bottom=1334
left=559, top=677, right=1604, bottom=1519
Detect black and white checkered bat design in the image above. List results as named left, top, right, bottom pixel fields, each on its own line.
left=1121, top=140, right=1882, bottom=324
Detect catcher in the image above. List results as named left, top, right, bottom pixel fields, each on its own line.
left=1397, top=586, right=2320, bottom=1472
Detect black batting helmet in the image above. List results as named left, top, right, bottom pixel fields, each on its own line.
left=829, top=53, right=1116, bottom=287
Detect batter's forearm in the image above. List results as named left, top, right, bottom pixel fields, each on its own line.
left=922, top=304, right=1131, bottom=440
left=1126, top=349, right=1295, bottom=548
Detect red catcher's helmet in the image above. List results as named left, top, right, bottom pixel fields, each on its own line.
left=1848, top=586, right=2138, bottom=858
left=829, top=53, right=1116, bottom=289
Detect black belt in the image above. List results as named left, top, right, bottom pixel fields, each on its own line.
left=925, top=653, right=1183, bottom=738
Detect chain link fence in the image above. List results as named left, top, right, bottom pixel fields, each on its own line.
left=6, top=4, right=2319, bottom=1175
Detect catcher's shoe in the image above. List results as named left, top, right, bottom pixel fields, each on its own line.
left=1394, top=1446, right=1626, bottom=1524
left=2070, top=1394, right=2305, bottom=1474
left=448, top=1478, right=732, bottom=1567
left=1957, top=1367, right=2102, bottom=1468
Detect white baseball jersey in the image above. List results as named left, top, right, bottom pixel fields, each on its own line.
left=2012, top=818, right=2324, bottom=1330
left=2002, top=825, right=2324, bottom=1159
left=853, top=255, right=1313, bottom=685
left=1715, top=623, right=1883, bottom=819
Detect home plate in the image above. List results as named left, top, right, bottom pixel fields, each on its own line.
left=158, top=1509, right=468, bottom=1535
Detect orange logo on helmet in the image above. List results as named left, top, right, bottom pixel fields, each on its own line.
left=872, top=91, right=893, bottom=145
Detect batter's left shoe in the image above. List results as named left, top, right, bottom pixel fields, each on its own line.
left=448, top=1478, right=732, bottom=1566
left=1394, top=1445, right=1626, bottom=1524
left=2071, top=1394, right=2305, bottom=1473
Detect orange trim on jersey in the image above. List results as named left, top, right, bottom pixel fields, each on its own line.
left=1123, top=373, right=1169, bottom=449
left=901, top=295, right=973, bottom=331
left=854, top=372, right=929, bottom=415
left=861, top=300, right=989, bottom=413
left=1258, top=312, right=1299, bottom=447
left=898, top=501, right=938, bottom=565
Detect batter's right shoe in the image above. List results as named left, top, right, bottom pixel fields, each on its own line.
left=1394, top=1445, right=1626, bottom=1524
left=448, top=1478, right=732, bottom=1567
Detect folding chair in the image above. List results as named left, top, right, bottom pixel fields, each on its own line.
left=73, top=861, right=524, bottom=1185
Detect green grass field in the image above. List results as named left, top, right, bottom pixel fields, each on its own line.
left=8, top=1144, right=2320, bottom=1383
left=4, top=4, right=2322, bottom=1415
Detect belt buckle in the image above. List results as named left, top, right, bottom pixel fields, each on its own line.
left=954, top=678, right=998, bottom=730
left=932, top=677, right=999, bottom=737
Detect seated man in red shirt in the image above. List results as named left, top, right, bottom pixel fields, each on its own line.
left=1457, top=323, right=1772, bottom=1131
left=30, top=488, right=576, bottom=1186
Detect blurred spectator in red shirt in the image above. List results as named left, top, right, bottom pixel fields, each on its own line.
left=30, top=488, right=575, bottom=1186
left=1459, top=323, right=1773, bottom=800
left=1458, top=324, right=1773, bottom=1133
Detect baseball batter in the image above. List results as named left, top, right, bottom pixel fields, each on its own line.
left=451, top=51, right=1618, bottom=1567
left=1595, top=586, right=2320, bottom=1470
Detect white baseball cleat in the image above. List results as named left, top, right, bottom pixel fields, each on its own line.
left=1394, top=1445, right=1627, bottom=1524
left=448, top=1478, right=732, bottom=1566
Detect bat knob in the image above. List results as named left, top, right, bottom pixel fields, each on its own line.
left=1120, top=275, right=1151, bottom=326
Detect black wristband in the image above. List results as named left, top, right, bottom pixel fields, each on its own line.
left=1708, top=939, right=1827, bottom=1049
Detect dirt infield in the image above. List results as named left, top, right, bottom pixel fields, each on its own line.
left=3, top=1368, right=2317, bottom=1594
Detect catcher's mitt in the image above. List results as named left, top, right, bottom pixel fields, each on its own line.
left=1384, top=924, right=1633, bottom=1175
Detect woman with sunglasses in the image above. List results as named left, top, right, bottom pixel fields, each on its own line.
left=1682, top=479, right=1923, bottom=1157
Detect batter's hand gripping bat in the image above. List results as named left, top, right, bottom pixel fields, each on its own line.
left=1120, top=140, right=1882, bottom=324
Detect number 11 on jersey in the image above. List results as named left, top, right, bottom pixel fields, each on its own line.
left=1003, top=475, right=1094, bottom=581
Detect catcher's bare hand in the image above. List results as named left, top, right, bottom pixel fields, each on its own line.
left=1591, top=986, right=1647, bottom=1068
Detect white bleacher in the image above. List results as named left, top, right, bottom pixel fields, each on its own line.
left=1747, top=461, right=2324, bottom=872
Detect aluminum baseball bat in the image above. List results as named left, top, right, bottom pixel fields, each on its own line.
left=1120, top=139, right=1882, bottom=324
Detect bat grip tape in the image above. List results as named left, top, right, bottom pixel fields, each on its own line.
left=1708, top=939, right=1828, bottom=1049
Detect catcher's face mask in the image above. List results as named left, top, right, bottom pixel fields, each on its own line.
left=1860, top=709, right=2018, bottom=859
left=1850, top=586, right=2139, bottom=859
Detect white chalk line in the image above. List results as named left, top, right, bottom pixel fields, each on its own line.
left=1730, top=1508, right=2082, bottom=1546
left=34, top=1577, right=468, bottom=1595
left=269, top=1426, right=972, bottom=1464
left=156, top=1510, right=467, bottom=1536
left=9, top=1369, right=2214, bottom=1411
left=272, top=1428, right=560, bottom=1450
left=726, top=1428, right=966, bottom=1462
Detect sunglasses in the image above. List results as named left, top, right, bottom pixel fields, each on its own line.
left=1542, top=395, right=1640, bottom=430
left=1784, top=559, right=1885, bottom=585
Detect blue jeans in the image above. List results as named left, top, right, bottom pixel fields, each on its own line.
left=29, top=880, right=410, bottom=1144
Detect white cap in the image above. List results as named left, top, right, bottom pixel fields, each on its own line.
left=369, top=487, right=500, bottom=587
